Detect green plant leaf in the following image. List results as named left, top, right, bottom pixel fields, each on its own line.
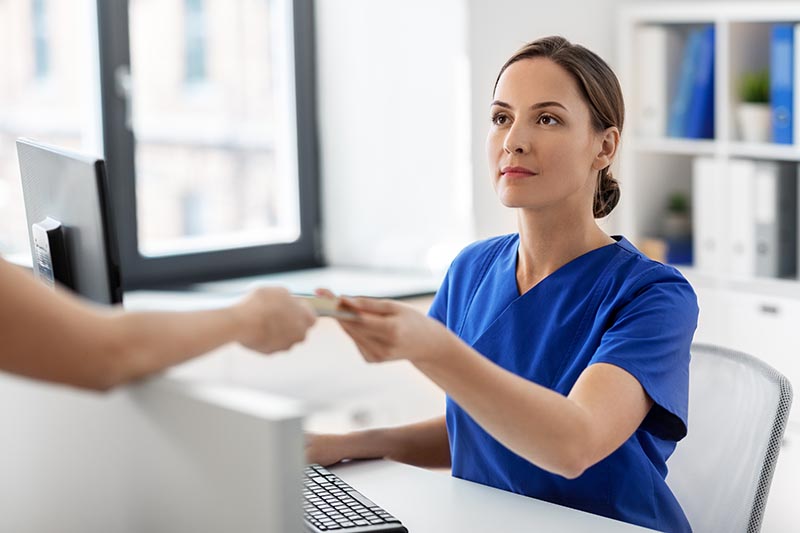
left=738, top=70, right=770, bottom=103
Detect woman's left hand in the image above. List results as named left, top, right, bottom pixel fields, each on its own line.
left=315, top=289, right=454, bottom=365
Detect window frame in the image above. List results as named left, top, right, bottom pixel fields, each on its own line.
left=96, top=0, right=322, bottom=290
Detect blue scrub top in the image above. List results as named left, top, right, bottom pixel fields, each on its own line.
left=429, top=234, right=698, bottom=533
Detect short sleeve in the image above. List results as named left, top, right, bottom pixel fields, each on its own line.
left=428, top=268, right=450, bottom=325
left=589, top=267, right=698, bottom=442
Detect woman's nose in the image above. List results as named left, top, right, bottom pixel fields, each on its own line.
left=503, top=143, right=527, bottom=154
left=503, top=127, right=530, bottom=154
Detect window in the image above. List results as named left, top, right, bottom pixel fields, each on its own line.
left=184, top=0, right=207, bottom=83
left=32, top=0, right=50, bottom=79
left=1, top=1, right=318, bottom=283
left=98, top=0, right=320, bottom=287
left=0, top=0, right=101, bottom=260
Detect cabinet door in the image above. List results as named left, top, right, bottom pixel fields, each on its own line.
left=693, top=286, right=724, bottom=346
left=721, top=291, right=800, bottom=420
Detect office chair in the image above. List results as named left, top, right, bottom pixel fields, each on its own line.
left=666, top=343, right=793, bottom=533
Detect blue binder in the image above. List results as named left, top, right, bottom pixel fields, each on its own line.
left=667, top=29, right=703, bottom=138
left=770, top=24, right=794, bottom=144
left=685, top=25, right=715, bottom=139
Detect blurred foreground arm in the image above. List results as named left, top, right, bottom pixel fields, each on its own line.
left=0, top=257, right=316, bottom=391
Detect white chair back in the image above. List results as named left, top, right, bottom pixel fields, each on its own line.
left=667, top=344, right=793, bottom=532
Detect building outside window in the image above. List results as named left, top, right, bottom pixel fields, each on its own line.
left=0, top=0, right=99, bottom=260
left=1, top=0, right=320, bottom=286
left=184, top=0, right=207, bottom=83
left=32, top=0, right=50, bottom=79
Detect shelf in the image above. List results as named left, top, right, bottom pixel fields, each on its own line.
left=728, top=141, right=800, bottom=161
left=621, top=3, right=800, bottom=429
left=621, top=3, right=800, bottom=24
left=621, top=5, right=800, bottom=304
left=631, top=139, right=800, bottom=161
left=630, top=137, right=717, bottom=156
left=726, top=275, right=800, bottom=299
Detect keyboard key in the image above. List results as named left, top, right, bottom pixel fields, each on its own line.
left=347, top=490, right=377, bottom=508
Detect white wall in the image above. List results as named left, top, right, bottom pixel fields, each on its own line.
left=315, top=0, right=473, bottom=272
left=316, top=0, right=639, bottom=270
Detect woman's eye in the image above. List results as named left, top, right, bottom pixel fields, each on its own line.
left=491, top=113, right=509, bottom=126
left=537, top=114, right=559, bottom=126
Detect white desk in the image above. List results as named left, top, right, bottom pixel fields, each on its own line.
left=331, top=460, right=657, bottom=532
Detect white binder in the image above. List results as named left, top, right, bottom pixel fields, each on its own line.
left=727, top=159, right=757, bottom=277
left=754, top=161, right=797, bottom=278
left=692, top=156, right=723, bottom=273
left=635, top=26, right=683, bottom=137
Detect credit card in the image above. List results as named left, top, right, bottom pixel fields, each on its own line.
left=293, top=295, right=358, bottom=319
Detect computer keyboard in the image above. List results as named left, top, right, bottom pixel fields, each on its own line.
left=304, top=464, right=409, bottom=532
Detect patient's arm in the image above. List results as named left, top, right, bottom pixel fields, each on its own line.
left=306, top=415, right=450, bottom=469
left=0, top=257, right=315, bottom=391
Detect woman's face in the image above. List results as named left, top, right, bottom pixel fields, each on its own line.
left=486, top=58, right=608, bottom=213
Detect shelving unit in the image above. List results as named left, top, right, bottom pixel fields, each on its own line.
left=617, top=2, right=800, bottom=422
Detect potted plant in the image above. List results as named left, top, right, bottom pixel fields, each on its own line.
left=737, top=70, right=771, bottom=143
left=663, top=192, right=691, bottom=238
left=662, top=191, right=693, bottom=264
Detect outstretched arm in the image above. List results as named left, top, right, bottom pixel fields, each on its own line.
left=334, top=296, right=652, bottom=479
left=0, top=258, right=316, bottom=390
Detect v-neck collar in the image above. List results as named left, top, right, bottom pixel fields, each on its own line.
left=511, top=235, right=626, bottom=297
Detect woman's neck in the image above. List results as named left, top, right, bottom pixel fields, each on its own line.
left=515, top=208, right=614, bottom=294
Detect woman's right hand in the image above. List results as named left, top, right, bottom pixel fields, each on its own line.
left=306, top=433, right=354, bottom=467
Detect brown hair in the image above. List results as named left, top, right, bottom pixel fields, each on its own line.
left=494, top=36, right=624, bottom=218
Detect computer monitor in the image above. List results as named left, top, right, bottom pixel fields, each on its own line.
left=16, top=138, right=122, bottom=304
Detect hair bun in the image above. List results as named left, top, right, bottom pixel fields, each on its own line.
left=594, top=168, right=620, bottom=218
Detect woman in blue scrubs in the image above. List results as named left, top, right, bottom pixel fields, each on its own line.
left=308, top=36, right=697, bottom=533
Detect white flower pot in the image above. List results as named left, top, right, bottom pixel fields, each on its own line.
left=737, top=103, right=772, bottom=143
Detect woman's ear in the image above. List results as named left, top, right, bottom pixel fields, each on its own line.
left=592, top=127, right=620, bottom=171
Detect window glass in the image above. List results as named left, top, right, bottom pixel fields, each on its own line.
left=0, top=0, right=100, bottom=259
left=128, top=0, right=301, bottom=257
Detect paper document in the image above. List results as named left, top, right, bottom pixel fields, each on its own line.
left=294, top=295, right=358, bottom=319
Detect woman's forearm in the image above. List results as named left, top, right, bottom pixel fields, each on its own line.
left=414, top=336, right=596, bottom=478
left=376, top=416, right=451, bottom=468
left=340, top=416, right=451, bottom=469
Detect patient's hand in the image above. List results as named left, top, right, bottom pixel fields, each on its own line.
left=233, top=287, right=317, bottom=354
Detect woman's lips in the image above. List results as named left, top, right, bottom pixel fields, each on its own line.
left=501, top=166, right=537, bottom=178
